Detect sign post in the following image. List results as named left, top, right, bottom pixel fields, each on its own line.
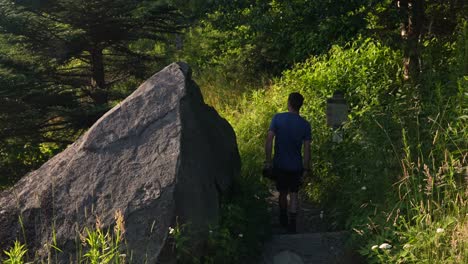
left=326, top=91, right=348, bottom=143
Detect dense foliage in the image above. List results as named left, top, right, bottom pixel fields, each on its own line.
left=0, top=0, right=185, bottom=186
left=192, top=1, right=467, bottom=261
left=216, top=24, right=467, bottom=264
left=178, top=0, right=379, bottom=89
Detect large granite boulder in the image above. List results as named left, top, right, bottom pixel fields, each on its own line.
left=0, top=62, right=240, bottom=263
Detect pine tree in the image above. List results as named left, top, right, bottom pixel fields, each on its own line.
left=1, top=0, right=184, bottom=105
left=0, top=0, right=186, bottom=184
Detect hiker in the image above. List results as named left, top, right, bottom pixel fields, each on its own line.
left=264, top=92, right=311, bottom=233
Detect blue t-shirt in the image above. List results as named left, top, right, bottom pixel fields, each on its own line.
left=269, top=112, right=311, bottom=171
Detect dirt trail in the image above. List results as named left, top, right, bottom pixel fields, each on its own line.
left=260, top=189, right=364, bottom=264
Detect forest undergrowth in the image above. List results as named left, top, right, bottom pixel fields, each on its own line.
left=3, top=35, right=467, bottom=264
left=199, top=26, right=467, bottom=263
left=2, top=8, right=467, bottom=264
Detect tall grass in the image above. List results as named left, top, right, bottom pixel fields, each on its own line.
left=205, top=28, right=467, bottom=262
left=79, top=210, right=126, bottom=264
left=356, top=120, right=467, bottom=263
left=2, top=211, right=127, bottom=264
left=2, top=23, right=466, bottom=263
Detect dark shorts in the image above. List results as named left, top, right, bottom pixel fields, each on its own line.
left=274, top=168, right=302, bottom=193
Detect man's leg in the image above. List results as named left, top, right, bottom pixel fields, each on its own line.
left=288, top=192, right=298, bottom=233
left=275, top=169, right=289, bottom=228
left=279, top=191, right=288, bottom=227
left=279, top=191, right=288, bottom=210
left=288, top=171, right=301, bottom=233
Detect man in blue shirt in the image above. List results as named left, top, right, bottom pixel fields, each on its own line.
left=265, top=92, right=311, bottom=233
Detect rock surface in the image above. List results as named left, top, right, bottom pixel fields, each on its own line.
left=262, top=232, right=351, bottom=264
left=273, top=250, right=304, bottom=264
left=0, top=62, right=240, bottom=263
left=261, top=189, right=365, bottom=264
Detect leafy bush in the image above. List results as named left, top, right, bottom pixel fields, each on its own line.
left=170, top=175, right=271, bottom=264
left=221, top=38, right=401, bottom=198
left=214, top=30, right=466, bottom=262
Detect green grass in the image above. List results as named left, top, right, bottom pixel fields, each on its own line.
left=2, top=26, right=467, bottom=264
left=200, top=34, right=467, bottom=263
left=3, top=241, right=27, bottom=264
left=2, top=211, right=127, bottom=264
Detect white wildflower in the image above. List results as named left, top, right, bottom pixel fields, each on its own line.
left=436, top=228, right=444, bottom=233
left=361, top=186, right=367, bottom=191
left=379, top=243, right=392, bottom=249
left=168, top=227, right=175, bottom=235
left=238, top=233, right=243, bottom=238
left=371, top=245, right=378, bottom=250
left=209, top=230, right=213, bottom=234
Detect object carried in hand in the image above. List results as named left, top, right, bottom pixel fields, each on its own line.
left=262, top=162, right=276, bottom=181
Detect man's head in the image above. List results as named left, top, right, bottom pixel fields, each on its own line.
left=288, top=92, right=304, bottom=112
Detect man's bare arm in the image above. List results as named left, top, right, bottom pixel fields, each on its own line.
left=265, top=131, right=275, bottom=165
left=303, top=140, right=311, bottom=170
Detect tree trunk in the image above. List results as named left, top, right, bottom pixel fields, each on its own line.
left=90, top=48, right=108, bottom=105
left=398, top=0, right=425, bottom=82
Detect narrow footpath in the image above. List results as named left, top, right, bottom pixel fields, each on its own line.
left=260, top=189, right=364, bottom=264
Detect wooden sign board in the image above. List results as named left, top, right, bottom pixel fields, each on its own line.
left=326, top=97, right=348, bottom=128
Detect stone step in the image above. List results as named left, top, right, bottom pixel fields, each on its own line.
left=261, top=231, right=355, bottom=264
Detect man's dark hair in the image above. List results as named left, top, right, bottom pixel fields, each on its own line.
left=288, top=92, right=304, bottom=111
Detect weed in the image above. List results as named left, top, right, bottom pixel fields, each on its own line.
left=3, top=241, right=27, bottom=264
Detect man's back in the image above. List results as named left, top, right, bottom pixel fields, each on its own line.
left=269, top=112, right=311, bottom=171
left=265, top=92, right=311, bottom=233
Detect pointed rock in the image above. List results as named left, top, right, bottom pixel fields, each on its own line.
left=0, top=62, right=240, bottom=263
